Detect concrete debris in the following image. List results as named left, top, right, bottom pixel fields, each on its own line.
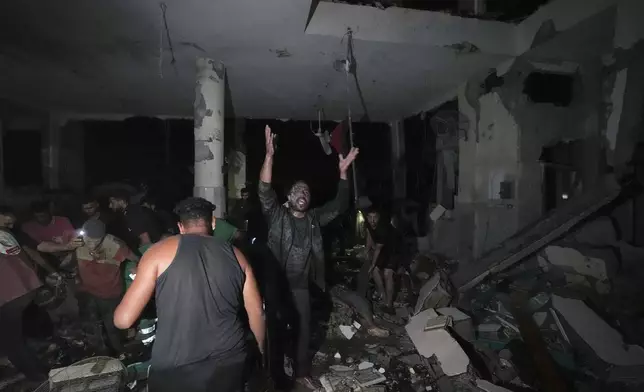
left=406, top=309, right=470, bottom=376
left=339, top=325, right=358, bottom=340
left=542, top=246, right=611, bottom=293
left=358, top=361, right=374, bottom=370
left=414, top=271, right=453, bottom=315
left=475, top=379, right=513, bottom=392
left=552, top=295, right=644, bottom=366
left=437, top=307, right=475, bottom=342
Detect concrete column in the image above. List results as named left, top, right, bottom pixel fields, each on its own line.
left=227, top=118, right=247, bottom=200
left=390, top=120, right=406, bottom=199
left=42, top=113, right=62, bottom=190
left=194, top=57, right=226, bottom=217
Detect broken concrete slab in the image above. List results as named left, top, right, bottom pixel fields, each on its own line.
left=414, top=271, right=453, bottom=315
left=543, top=246, right=609, bottom=283
left=406, top=309, right=470, bottom=376
left=552, top=295, right=644, bottom=366
left=453, top=175, right=621, bottom=292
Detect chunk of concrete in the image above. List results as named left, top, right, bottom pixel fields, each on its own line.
left=405, top=309, right=470, bottom=376
left=414, top=272, right=452, bottom=315
left=552, top=295, right=644, bottom=366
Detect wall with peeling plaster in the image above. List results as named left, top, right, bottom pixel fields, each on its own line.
left=433, top=53, right=607, bottom=259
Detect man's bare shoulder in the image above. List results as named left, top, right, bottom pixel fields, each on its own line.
left=143, top=235, right=181, bottom=263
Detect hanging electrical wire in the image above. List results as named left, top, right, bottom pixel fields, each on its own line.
left=159, top=2, right=178, bottom=77
left=342, top=28, right=360, bottom=201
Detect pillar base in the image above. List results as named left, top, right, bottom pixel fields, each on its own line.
left=194, top=185, right=226, bottom=218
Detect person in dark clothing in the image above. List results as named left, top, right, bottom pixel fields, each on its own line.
left=113, top=197, right=265, bottom=392
left=259, top=125, right=358, bottom=390
left=365, top=208, right=399, bottom=313
left=108, top=190, right=162, bottom=252
left=141, top=196, right=178, bottom=236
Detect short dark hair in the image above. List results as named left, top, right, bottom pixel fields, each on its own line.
left=109, top=190, right=130, bottom=203
left=174, top=197, right=215, bottom=225
left=241, top=188, right=249, bottom=194
left=31, top=200, right=50, bottom=214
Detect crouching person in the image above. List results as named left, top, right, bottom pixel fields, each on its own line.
left=75, top=219, right=137, bottom=355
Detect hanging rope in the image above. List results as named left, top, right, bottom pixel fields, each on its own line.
left=342, top=28, right=359, bottom=201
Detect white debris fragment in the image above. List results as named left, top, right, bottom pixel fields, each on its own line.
left=334, top=352, right=342, bottom=360
left=405, top=309, right=470, bottom=376
left=378, top=367, right=386, bottom=374
left=339, top=325, right=357, bottom=340
left=353, top=321, right=362, bottom=330
left=358, top=361, right=374, bottom=370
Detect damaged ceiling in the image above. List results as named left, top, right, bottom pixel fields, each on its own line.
left=0, top=0, right=618, bottom=121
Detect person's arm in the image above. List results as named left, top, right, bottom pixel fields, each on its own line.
left=315, top=147, right=359, bottom=227
left=37, top=238, right=83, bottom=253
left=366, top=229, right=374, bottom=252
left=369, top=243, right=384, bottom=273
left=113, top=243, right=159, bottom=329
left=316, top=180, right=350, bottom=227
left=234, top=247, right=265, bottom=355
left=259, top=125, right=280, bottom=220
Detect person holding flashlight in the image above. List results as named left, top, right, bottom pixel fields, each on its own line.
left=74, top=219, right=138, bottom=354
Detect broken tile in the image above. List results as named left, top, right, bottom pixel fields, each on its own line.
left=358, top=361, right=374, bottom=370
left=406, top=309, right=470, bottom=376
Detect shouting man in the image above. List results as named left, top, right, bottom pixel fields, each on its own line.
left=259, top=125, right=358, bottom=389
left=114, top=197, right=264, bottom=392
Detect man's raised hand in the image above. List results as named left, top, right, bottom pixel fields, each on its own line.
left=265, top=125, right=275, bottom=157
left=338, top=147, right=359, bottom=179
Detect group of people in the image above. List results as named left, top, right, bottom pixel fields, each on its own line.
left=0, top=124, right=368, bottom=392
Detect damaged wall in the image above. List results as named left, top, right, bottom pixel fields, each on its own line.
left=433, top=52, right=607, bottom=260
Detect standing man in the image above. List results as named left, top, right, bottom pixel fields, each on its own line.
left=259, top=125, right=358, bottom=389
left=365, top=208, right=398, bottom=314
left=75, top=219, right=138, bottom=354
left=22, top=200, right=80, bottom=267
left=108, top=191, right=162, bottom=252
left=113, top=197, right=265, bottom=392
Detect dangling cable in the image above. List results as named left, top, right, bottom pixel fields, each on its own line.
left=158, top=4, right=164, bottom=78
left=343, top=28, right=359, bottom=201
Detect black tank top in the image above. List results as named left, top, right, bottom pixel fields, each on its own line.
left=151, top=234, right=247, bottom=369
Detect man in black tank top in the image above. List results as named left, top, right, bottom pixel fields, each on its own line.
left=113, top=197, right=265, bottom=392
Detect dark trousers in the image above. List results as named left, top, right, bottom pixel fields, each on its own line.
left=148, top=357, right=246, bottom=392
left=266, top=284, right=311, bottom=385
left=0, top=292, right=48, bottom=381
left=76, top=292, right=123, bottom=353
